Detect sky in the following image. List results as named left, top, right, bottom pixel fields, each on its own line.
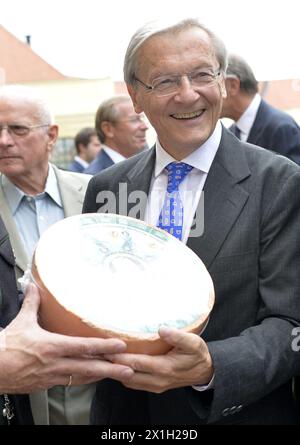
left=1, top=0, right=300, bottom=81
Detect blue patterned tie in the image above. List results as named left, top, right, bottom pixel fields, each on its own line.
left=157, top=162, right=193, bottom=240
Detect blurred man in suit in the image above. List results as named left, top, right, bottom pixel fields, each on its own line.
left=0, top=85, right=133, bottom=424
left=84, top=18, right=300, bottom=425
left=85, top=95, right=148, bottom=175
left=221, top=54, right=300, bottom=164
left=68, top=127, right=101, bottom=173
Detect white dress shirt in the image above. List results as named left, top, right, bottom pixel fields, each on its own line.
left=145, top=121, right=222, bottom=244
left=102, top=144, right=126, bottom=164
left=235, top=93, right=261, bottom=141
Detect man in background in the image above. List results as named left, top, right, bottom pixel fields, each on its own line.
left=0, top=85, right=94, bottom=425
left=85, top=95, right=148, bottom=175
left=221, top=54, right=300, bottom=164
left=68, top=127, right=101, bottom=173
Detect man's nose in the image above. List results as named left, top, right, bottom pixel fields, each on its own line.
left=139, top=120, right=149, bottom=131
left=0, top=127, right=14, bottom=144
left=173, top=76, right=200, bottom=101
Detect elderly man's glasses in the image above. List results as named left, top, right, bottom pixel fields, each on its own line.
left=135, top=68, right=222, bottom=97
left=0, top=124, right=49, bottom=137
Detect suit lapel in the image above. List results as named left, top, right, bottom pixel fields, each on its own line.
left=247, top=100, right=266, bottom=145
left=100, top=150, right=114, bottom=170
left=53, top=165, right=86, bottom=217
left=0, top=215, right=15, bottom=266
left=187, top=128, right=251, bottom=269
left=119, top=148, right=156, bottom=219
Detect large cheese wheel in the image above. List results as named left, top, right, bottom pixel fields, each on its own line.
left=32, top=213, right=214, bottom=355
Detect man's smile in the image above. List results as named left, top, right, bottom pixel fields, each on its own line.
left=171, top=109, right=205, bottom=120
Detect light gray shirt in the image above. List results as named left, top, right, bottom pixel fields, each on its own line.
left=2, top=165, right=64, bottom=262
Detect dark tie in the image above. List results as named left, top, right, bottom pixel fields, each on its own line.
left=232, top=125, right=241, bottom=139
left=157, top=162, right=193, bottom=241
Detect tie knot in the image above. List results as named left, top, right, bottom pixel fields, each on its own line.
left=166, top=162, right=193, bottom=192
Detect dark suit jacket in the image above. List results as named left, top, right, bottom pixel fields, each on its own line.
left=83, top=127, right=300, bottom=425
left=84, top=150, right=114, bottom=175
left=233, top=99, right=300, bottom=165
left=68, top=159, right=85, bottom=173
left=0, top=217, right=34, bottom=425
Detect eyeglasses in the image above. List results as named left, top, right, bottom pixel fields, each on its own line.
left=135, top=68, right=222, bottom=97
left=0, top=124, right=49, bottom=137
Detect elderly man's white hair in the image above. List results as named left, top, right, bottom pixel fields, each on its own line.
left=0, top=84, right=54, bottom=124
left=124, top=17, right=228, bottom=86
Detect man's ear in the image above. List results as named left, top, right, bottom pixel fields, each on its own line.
left=127, top=84, right=144, bottom=114
left=225, top=77, right=240, bottom=97
left=100, top=121, right=114, bottom=139
left=78, top=143, right=85, bottom=155
left=47, top=125, right=58, bottom=152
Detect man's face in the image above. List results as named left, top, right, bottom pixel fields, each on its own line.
left=110, top=101, right=148, bottom=158
left=128, top=27, right=226, bottom=159
left=85, top=135, right=101, bottom=163
left=0, top=99, right=57, bottom=180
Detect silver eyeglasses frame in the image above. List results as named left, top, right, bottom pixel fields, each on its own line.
left=134, top=68, right=222, bottom=97
left=0, top=124, right=50, bottom=137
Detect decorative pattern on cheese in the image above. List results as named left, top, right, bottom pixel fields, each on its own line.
left=33, top=214, right=214, bottom=354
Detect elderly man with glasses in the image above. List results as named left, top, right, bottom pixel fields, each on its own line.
left=0, top=85, right=133, bottom=425
left=84, top=18, right=300, bottom=425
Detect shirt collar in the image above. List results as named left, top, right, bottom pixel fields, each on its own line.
left=1, top=164, right=63, bottom=215
left=74, top=156, right=89, bottom=169
left=154, top=120, right=222, bottom=178
left=102, top=145, right=126, bottom=164
left=45, top=164, right=63, bottom=207
left=236, top=93, right=261, bottom=137
left=1, top=175, right=24, bottom=215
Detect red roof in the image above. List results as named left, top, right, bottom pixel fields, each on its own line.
left=0, top=25, right=66, bottom=83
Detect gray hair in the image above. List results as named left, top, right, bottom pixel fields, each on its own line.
left=226, top=54, right=258, bottom=95
left=124, top=18, right=228, bottom=86
left=95, top=95, right=131, bottom=142
left=0, top=84, right=54, bottom=124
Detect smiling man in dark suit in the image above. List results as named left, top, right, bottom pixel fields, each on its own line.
left=221, top=54, right=300, bottom=165
left=83, top=18, right=300, bottom=425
